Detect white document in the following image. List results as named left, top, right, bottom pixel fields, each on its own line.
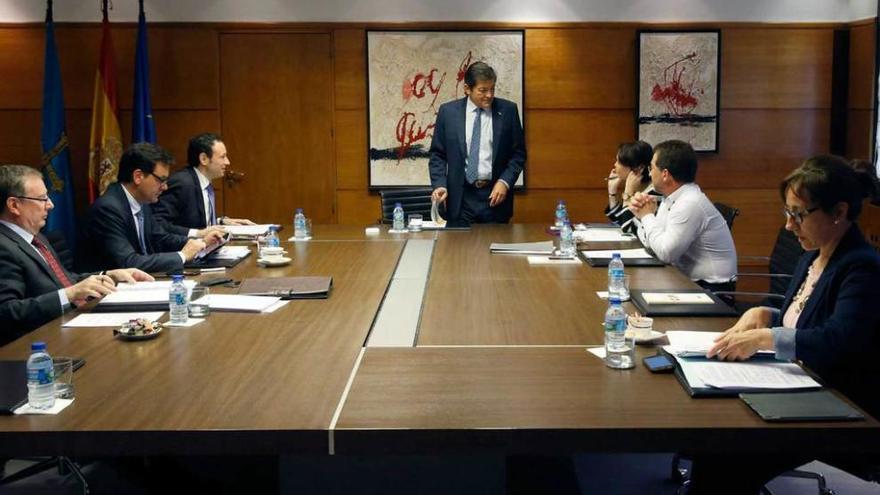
left=586, top=346, right=607, bottom=360
left=14, top=398, right=74, bottom=415
left=642, top=292, right=714, bottom=305
left=100, top=280, right=196, bottom=305
left=489, top=240, right=555, bottom=255
left=224, top=224, right=274, bottom=237
left=165, top=318, right=205, bottom=327
left=63, top=312, right=165, bottom=327
left=115, top=280, right=196, bottom=292
left=197, top=294, right=281, bottom=312
left=694, top=361, right=820, bottom=390
left=665, top=331, right=774, bottom=357
left=573, top=228, right=634, bottom=242
left=262, top=300, right=290, bottom=313
left=580, top=248, right=653, bottom=259
left=213, top=246, right=251, bottom=260
left=527, top=255, right=582, bottom=265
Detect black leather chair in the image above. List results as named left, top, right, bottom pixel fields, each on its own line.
left=378, top=188, right=434, bottom=224
left=713, top=202, right=740, bottom=230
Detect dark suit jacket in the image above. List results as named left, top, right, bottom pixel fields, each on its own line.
left=428, top=97, right=526, bottom=222
left=82, top=182, right=188, bottom=274
left=775, top=224, right=880, bottom=417
left=152, top=167, right=210, bottom=236
left=0, top=223, right=89, bottom=345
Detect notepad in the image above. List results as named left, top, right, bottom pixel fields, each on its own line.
left=580, top=248, right=653, bottom=259
left=665, top=331, right=774, bottom=357
left=195, top=294, right=282, bottom=312
left=642, top=292, right=714, bottom=305
left=224, top=224, right=276, bottom=237
left=489, top=241, right=555, bottom=255
left=572, top=229, right=634, bottom=242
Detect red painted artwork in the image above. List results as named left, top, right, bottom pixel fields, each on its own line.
left=650, top=52, right=702, bottom=116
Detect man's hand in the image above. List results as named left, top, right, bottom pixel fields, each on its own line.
left=202, top=230, right=226, bottom=246
left=65, top=274, right=116, bottom=302
left=628, top=191, right=658, bottom=219
left=181, top=239, right=208, bottom=261
left=106, top=268, right=154, bottom=284
left=195, top=225, right=226, bottom=238
left=431, top=187, right=448, bottom=204
left=488, top=181, right=508, bottom=207
left=222, top=217, right=256, bottom=226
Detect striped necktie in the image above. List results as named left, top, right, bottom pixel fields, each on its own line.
left=31, top=237, right=73, bottom=288
left=206, top=183, right=217, bottom=225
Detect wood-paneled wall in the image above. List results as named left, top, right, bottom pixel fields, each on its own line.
left=0, top=20, right=875, bottom=262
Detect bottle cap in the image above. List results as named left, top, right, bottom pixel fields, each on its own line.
left=612, top=252, right=621, bottom=258
left=172, top=274, right=184, bottom=282
left=395, top=202, right=402, bottom=208
left=31, top=341, right=46, bottom=351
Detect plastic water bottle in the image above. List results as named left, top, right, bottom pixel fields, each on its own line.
left=169, top=274, right=189, bottom=324
left=294, top=208, right=307, bottom=239
left=608, top=252, right=626, bottom=300
left=392, top=202, right=405, bottom=231
left=27, top=342, right=55, bottom=410
left=265, top=226, right=280, bottom=248
left=559, top=221, right=575, bottom=256
left=604, top=297, right=633, bottom=369
left=554, top=200, right=567, bottom=228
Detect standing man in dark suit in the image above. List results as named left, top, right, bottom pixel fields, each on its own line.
left=83, top=143, right=223, bottom=274
left=0, top=165, right=152, bottom=345
left=152, top=132, right=255, bottom=236
left=429, top=61, right=526, bottom=224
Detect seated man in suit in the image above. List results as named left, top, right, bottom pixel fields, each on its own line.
left=429, top=61, right=526, bottom=224
left=629, top=140, right=737, bottom=290
left=0, top=164, right=152, bottom=345
left=153, top=132, right=254, bottom=236
left=83, top=143, right=224, bottom=274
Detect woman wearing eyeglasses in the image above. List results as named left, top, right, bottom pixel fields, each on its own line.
left=689, top=155, right=880, bottom=493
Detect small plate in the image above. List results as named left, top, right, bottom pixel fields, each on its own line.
left=626, top=329, right=666, bottom=344
left=257, top=256, right=291, bottom=267
left=114, top=322, right=164, bottom=341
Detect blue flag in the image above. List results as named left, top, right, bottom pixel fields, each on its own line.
left=40, top=0, right=76, bottom=247
left=132, top=1, right=156, bottom=143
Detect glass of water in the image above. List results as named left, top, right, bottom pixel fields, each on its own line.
left=408, top=214, right=423, bottom=232
left=189, top=287, right=211, bottom=318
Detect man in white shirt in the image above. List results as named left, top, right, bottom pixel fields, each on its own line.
left=629, top=140, right=737, bottom=289
left=0, top=164, right=152, bottom=345
left=153, top=133, right=255, bottom=236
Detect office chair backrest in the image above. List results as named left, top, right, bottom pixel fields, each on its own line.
left=713, top=202, right=740, bottom=230
left=378, top=188, right=434, bottom=224
left=42, top=230, right=75, bottom=272
left=768, top=226, right=804, bottom=300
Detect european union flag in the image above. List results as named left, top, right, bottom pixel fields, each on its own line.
left=41, top=0, right=76, bottom=247
left=132, top=1, right=156, bottom=143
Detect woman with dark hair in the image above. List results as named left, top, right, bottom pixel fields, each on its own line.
left=605, top=140, right=658, bottom=233
left=688, top=155, right=880, bottom=494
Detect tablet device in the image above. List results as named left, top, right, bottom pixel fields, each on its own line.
left=740, top=390, right=865, bottom=422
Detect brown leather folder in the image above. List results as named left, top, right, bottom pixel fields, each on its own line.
left=237, top=276, right=333, bottom=299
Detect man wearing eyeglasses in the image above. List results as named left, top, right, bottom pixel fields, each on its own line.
left=629, top=140, right=737, bottom=291
left=0, top=164, right=153, bottom=345
left=82, top=143, right=224, bottom=274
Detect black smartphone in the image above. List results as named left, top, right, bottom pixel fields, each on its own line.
left=643, top=353, right=675, bottom=373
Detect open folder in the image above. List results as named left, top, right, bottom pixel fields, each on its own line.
left=237, top=276, right=333, bottom=299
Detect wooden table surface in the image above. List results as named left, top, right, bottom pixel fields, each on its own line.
left=1, top=224, right=877, bottom=458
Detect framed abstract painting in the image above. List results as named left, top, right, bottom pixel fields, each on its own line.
left=637, top=30, right=720, bottom=152
left=366, top=30, right=525, bottom=188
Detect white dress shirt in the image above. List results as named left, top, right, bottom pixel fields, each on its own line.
left=122, top=185, right=186, bottom=263
left=465, top=98, right=494, bottom=181
left=0, top=219, right=69, bottom=309
left=636, top=182, right=737, bottom=283
left=187, top=167, right=214, bottom=238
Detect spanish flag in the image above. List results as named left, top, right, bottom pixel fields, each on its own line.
left=87, top=2, right=122, bottom=201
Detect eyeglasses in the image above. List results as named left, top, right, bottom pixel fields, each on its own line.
left=13, top=195, right=51, bottom=205
left=150, top=172, right=170, bottom=184
left=782, top=206, right=818, bottom=224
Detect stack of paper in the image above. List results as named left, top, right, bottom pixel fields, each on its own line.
left=642, top=293, right=714, bottom=305
left=195, top=294, right=282, bottom=313
left=63, top=312, right=165, bottom=327
left=665, top=331, right=774, bottom=358
left=573, top=228, right=634, bottom=242
left=667, top=351, right=820, bottom=390
left=224, top=224, right=276, bottom=237
left=580, top=248, right=653, bottom=259
left=95, top=280, right=196, bottom=311
left=489, top=240, right=555, bottom=255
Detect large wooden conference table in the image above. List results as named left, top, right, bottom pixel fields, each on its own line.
left=0, top=224, right=877, bottom=459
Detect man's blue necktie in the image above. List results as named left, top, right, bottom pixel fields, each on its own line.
left=135, top=210, right=148, bottom=254
left=466, top=108, right=481, bottom=184
left=206, top=183, right=217, bottom=225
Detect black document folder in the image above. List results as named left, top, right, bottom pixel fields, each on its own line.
left=740, top=390, right=865, bottom=422
left=581, top=255, right=665, bottom=267
left=0, top=359, right=84, bottom=414
left=184, top=249, right=250, bottom=269
left=630, top=289, right=738, bottom=317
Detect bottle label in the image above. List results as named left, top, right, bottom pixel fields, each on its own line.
left=28, top=367, right=54, bottom=385
left=610, top=268, right=624, bottom=279
left=173, top=292, right=187, bottom=305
